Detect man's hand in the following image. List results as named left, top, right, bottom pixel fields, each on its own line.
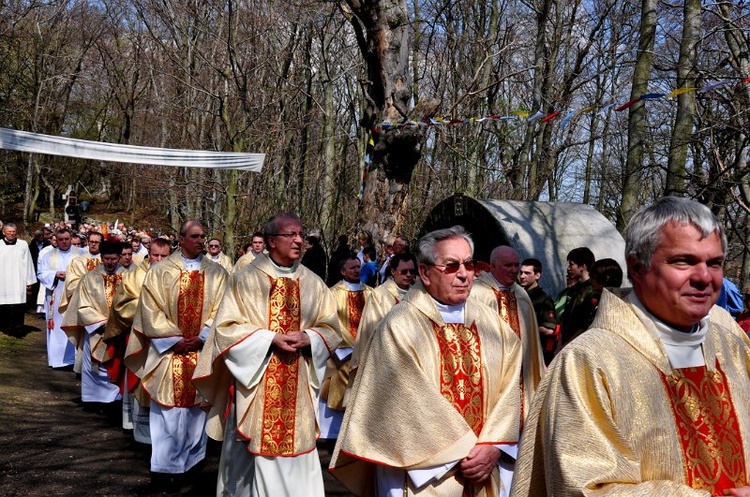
left=539, top=326, right=555, bottom=336
left=459, top=445, right=501, bottom=483
left=286, top=331, right=310, bottom=349
left=183, top=336, right=204, bottom=352
left=726, top=487, right=750, bottom=496
left=55, top=271, right=66, bottom=280
left=271, top=331, right=310, bottom=352
left=272, top=333, right=299, bottom=353
left=172, top=337, right=203, bottom=355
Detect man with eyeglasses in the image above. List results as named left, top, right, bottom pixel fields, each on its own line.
left=99, top=238, right=172, bottom=444
left=194, top=213, right=340, bottom=497
left=205, top=237, right=234, bottom=273
left=125, top=221, right=228, bottom=491
left=350, top=252, right=417, bottom=378
left=331, top=226, right=522, bottom=496
left=319, top=256, right=372, bottom=444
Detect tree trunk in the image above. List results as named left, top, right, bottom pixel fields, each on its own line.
left=665, top=0, right=700, bottom=196
left=343, top=0, right=425, bottom=240
left=618, top=0, right=656, bottom=230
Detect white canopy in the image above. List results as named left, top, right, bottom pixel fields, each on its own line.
left=0, top=127, right=264, bottom=172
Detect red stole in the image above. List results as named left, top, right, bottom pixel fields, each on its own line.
left=171, top=270, right=204, bottom=407
left=433, top=322, right=488, bottom=497
left=661, top=364, right=746, bottom=495
left=492, top=289, right=521, bottom=340
left=86, top=258, right=98, bottom=271
left=102, top=273, right=122, bottom=309
left=493, top=288, right=525, bottom=426
left=346, top=290, right=366, bottom=339
left=433, top=322, right=485, bottom=436
left=260, top=276, right=301, bottom=456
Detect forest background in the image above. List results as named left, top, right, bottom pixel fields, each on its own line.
left=1, top=0, right=749, bottom=287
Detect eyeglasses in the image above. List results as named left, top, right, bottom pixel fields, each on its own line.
left=396, top=268, right=416, bottom=275
left=208, top=244, right=221, bottom=248
left=428, top=259, right=476, bottom=274
left=270, top=232, right=305, bottom=239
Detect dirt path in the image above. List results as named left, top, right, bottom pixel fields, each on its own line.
left=0, top=313, right=352, bottom=496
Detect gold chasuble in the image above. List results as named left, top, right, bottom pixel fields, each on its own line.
left=471, top=275, right=544, bottom=423
left=511, top=290, right=750, bottom=497
left=95, top=259, right=149, bottom=402
left=350, top=278, right=404, bottom=375
left=331, top=282, right=522, bottom=497
left=125, top=252, right=227, bottom=408
left=325, top=281, right=372, bottom=410
left=58, top=254, right=100, bottom=314
left=193, top=253, right=340, bottom=457
left=61, top=265, right=125, bottom=360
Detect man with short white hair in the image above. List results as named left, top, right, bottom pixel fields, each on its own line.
left=332, top=226, right=522, bottom=496
left=0, top=223, right=36, bottom=333
left=472, top=245, right=545, bottom=423
left=512, top=197, right=750, bottom=496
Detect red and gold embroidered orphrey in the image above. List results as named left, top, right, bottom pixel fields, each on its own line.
left=172, top=270, right=204, bottom=407
left=346, top=291, right=366, bottom=339
left=493, top=289, right=521, bottom=340
left=432, top=322, right=484, bottom=436
left=661, top=365, right=747, bottom=495
left=260, top=276, right=302, bottom=456
left=493, top=288, right=525, bottom=425
left=86, top=258, right=99, bottom=271
left=102, top=273, right=122, bottom=310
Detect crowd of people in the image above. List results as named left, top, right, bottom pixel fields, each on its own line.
left=2, top=196, right=750, bottom=496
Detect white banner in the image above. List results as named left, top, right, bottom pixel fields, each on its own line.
left=0, top=127, right=264, bottom=172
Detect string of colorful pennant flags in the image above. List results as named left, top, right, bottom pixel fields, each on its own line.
left=371, top=77, right=750, bottom=133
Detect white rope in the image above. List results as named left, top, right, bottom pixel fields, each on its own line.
left=0, top=127, right=264, bottom=172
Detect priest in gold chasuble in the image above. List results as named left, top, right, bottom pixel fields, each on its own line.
left=320, top=256, right=372, bottom=440
left=58, top=231, right=103, bottom=314
left=97, top=238, right=171, bottom=443
left=125, top=221, right=227, bottom=483
left=61, top=241, right=126, bottom=404
left=511, top=197, right=750, bottom=497
left=331, top=227, right=522, bottom=497
left=350, top=252, right=418, bottom=379
left=59, top=231, right=103, bottom=373
left=193, top=214, right=340, bottom=497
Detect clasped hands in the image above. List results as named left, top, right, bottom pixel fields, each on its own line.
left=459, top=445, right=501, bottom=484
left=271, top=331, right=310, bottom=353
left=172, top=336, right=204, bottom=355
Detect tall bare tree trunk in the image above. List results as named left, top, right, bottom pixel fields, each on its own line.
left=342, top=0, right=425, bottom=240
left=618, top=0, right=656, bottom=230
left=666, top=0, right=700, bottom=196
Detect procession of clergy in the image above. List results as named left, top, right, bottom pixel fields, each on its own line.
left=9, top=195, right=750, bottom=496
